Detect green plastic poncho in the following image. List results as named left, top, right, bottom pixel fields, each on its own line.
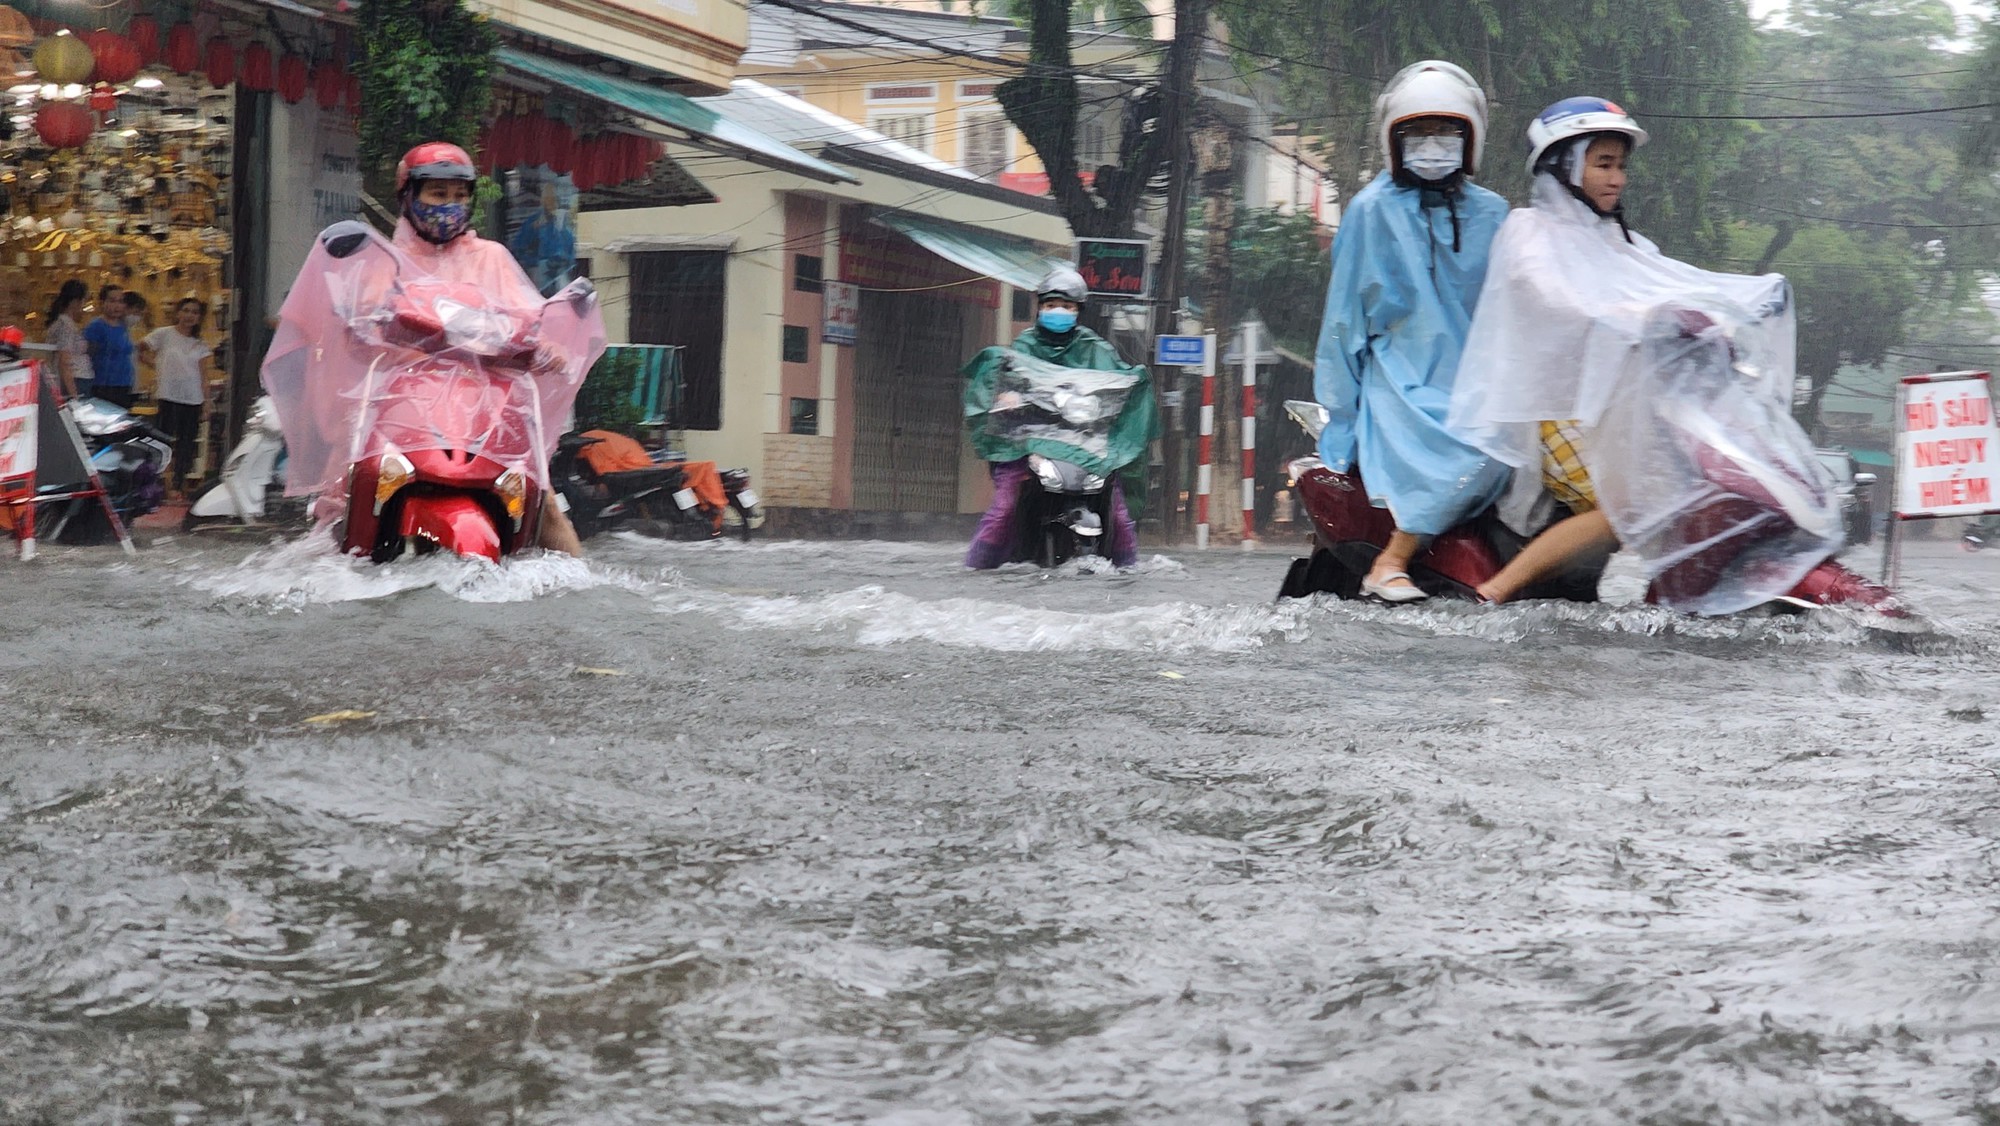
left=962, top=326, right=1159, bottom=493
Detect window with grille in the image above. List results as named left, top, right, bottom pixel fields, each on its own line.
left=790, top=397, right=819, bottom=435
left=628, top=250, right=724, bottom=430
left=782, top=325, right=810, bottom=365
left=870, top=113, right=933, bottom=153
left=794, top=254, right=823, bottom=293
left=963, top=113, right=1010, bottom=179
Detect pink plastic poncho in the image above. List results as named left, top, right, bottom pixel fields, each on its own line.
left=261, top=219, right=606, bottom=509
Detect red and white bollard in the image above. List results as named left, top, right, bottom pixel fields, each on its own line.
left=1241, top=321, right=1259, bottom=548
left=1195, top=331, right=1216, bottom=549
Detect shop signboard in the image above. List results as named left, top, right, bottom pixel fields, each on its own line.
left=1075, top=238, right=1151, bottom=300
left=823, top=281, right=859, bottom=346
left=0, top=362, right=36, bottom=486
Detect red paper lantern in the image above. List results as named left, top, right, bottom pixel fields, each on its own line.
left=240, top=42, right=272, bottom=92
left=34, top=100, right=93, bottom=148
left=88, top=80, right=117, bottom=113
left=276, top=53, right=305, bottom=103
left=128, top=16, right=160, bottom=65
left=311, top=62, right=342, bottom=110
left=85, top=29, right=141, bottom=84
left=164, top=23, right=197, bottom=74
left=203, top=37, right=234, bottom=88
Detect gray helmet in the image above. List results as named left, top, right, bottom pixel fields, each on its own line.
left=1035, top=265, right=1088, bottom=304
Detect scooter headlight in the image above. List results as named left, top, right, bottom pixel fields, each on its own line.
left=495, top=467, right=528, bottom=529
left=374, top=451, right=414, bottom=515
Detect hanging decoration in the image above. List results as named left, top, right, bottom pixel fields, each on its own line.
left=88, top=80, right=116, bottom=113
left=0, top=5, right=33, bottom=48
left=33, top=33, right=95, bottom=85
left=127, top=16, right=160, bottom=65
left=277, top=53, right=306, bottom=103
left=203, top=36, right=234, bottom=88
left=312, top=62, right=343, bottom=109
left=33, top=101, right=93, bottom=148
left=165, top=23, right=197, bottom=74
left=240, top=42, right=273, bottom=92
left=85, top=30, right=140, bottom=84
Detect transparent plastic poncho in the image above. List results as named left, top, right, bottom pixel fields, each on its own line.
left=1449, top=178, right=1842, bottom=614
left=963, top=348, right=1153, bottom=476
left=260, top=220, right=606, bottom=507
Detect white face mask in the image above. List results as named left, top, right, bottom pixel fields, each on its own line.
left=1400, top=134, right=1465, bottom=182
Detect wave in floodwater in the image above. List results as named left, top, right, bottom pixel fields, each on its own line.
left=656, top=583, right=1312, bottom=653
left=654, top=581, right=1941, bottom=656
left=183, top=527, right=670, bottom=610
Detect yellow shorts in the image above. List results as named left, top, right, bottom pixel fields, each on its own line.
left=1540, top=420, right=1597, bottom=513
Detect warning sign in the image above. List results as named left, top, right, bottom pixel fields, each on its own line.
left=1895, top=371, right=2000, bottom=519
left=0, top=361, right=36, bottom=484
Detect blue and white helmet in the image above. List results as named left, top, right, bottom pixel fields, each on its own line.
left=1525, top=96, right=1648, bottom=178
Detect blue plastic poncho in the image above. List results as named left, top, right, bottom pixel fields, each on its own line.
left=1313, top=172, right=1511, bottom=535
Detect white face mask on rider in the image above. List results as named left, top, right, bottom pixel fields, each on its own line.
left=1400, top=134, right=1465, bottom=182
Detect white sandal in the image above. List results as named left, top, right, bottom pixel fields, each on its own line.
left=1361, top=569, right=1429, bottom=604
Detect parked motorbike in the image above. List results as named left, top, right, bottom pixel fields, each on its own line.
left=550, top=432, right=761, bottom=542
left=1277, top=399, right=1900, bottom=614
left=183, top=394, right=303, bottom=530
left=34, top=396, right=171, bottom=545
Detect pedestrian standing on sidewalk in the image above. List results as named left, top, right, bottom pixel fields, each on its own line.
left=44, top=280, right=92, bottom=399
left=84, top=285, right=136, bottom=408
left=140, top=298, right=213, bottom=496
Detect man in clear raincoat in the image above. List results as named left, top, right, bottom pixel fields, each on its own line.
left=1313, top=60, right=1512, bottom=603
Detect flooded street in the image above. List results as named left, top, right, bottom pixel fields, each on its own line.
left=2, top=531, right=1997, bottom=1124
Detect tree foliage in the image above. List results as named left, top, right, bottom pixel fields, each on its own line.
left=1210, top=0, right=1753, bottom=260
left=356, top=0, right=496, bottom=201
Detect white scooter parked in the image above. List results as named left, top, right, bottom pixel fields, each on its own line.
left=184, top=395, right=301, bottom=529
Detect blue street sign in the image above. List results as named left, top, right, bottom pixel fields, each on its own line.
left=1155, top=335, right=1208, bottom=367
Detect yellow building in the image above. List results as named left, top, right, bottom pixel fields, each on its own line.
left=739, top=0, right=1217, bottom=199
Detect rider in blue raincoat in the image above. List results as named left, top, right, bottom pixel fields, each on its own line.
left=1314, top=60, right=1511, bottom=602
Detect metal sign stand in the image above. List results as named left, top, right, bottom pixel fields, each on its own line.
left=0, top=362, right=136, bottom=561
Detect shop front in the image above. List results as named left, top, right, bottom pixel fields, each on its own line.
left=0, top=0, right=361, bottom=491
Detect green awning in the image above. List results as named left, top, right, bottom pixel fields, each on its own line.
left=871, top=210, right=1067, bottom=291
left=495, top=48, right=855, bottom=185
left=1852, top=448, right=1894, bottom=468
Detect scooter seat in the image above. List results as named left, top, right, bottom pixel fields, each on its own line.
left=600, top=466, right=680, bottom=490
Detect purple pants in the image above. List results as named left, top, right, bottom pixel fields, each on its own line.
left=966, top=458, right=1138, bottom=569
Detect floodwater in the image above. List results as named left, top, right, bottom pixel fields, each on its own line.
left=2, top=528, right=1996, bottom=1124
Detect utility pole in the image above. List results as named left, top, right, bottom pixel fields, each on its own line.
left=1198, top=118, right=1239, bottom=540
left=1150, top=0, right=1209, bottom=538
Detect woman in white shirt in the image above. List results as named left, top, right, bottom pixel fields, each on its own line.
left=43, top=279, right=92, bottom=398
left=140, top=298, right=213, bottom=495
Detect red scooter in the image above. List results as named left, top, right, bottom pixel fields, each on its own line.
left=1276, top=400, right=1900, bottom=614
left=269, top=222, right=602, bottom=563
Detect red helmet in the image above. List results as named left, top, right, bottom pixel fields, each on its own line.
left=395, top=142, right=476, bottom=195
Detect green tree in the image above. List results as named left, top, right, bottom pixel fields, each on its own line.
left=1719, top=0, right=2000, bottom=431
left=1209, top=0, right=1754, bottom=260
left=355, top=0, right=497, bottom=205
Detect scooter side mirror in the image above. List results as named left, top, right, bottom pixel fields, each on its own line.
left=556, top=277, right=597, bottom=312
left=1853, top=472, right=1877, bottom=486
left=320, top=220, right=374, bottom=259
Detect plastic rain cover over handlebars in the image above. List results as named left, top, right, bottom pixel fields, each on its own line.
left=260, top=221, right=606, bottom=504
left=963, top=349, right=1152, bottom=477
left=1448, top=177, right=1842, bottom=614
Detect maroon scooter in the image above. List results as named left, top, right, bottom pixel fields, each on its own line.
left=1276, top=400, right=1901, bottom=615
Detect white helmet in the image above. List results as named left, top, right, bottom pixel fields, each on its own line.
left=1035, top=265, right=1088, bottom=304
left=1525, top=96, right=1649, bottom=177
left=1374, top=60, right=1488, bottom=178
